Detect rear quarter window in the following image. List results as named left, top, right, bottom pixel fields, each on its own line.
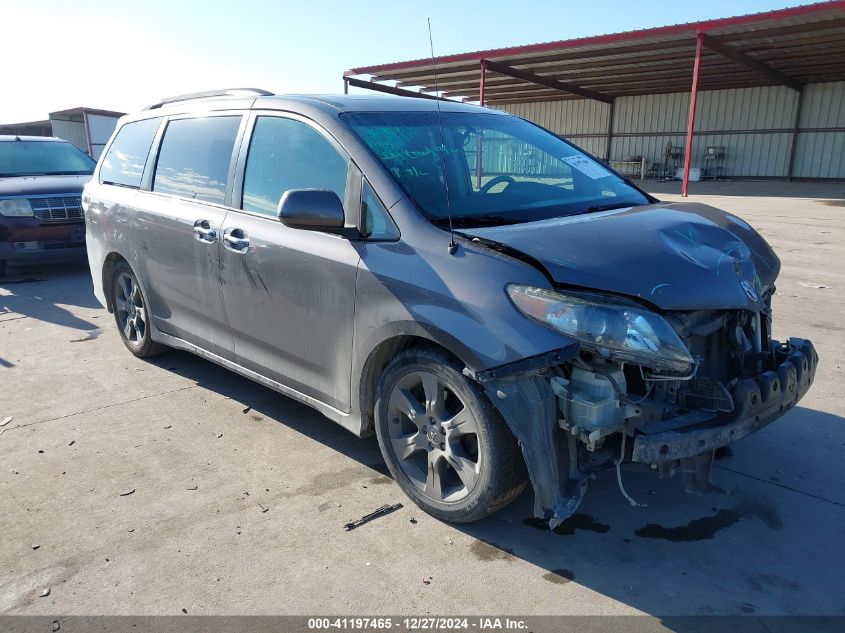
left=153, top=116, right=241, bottom=205
left=99, top=118, right=160, bottom=188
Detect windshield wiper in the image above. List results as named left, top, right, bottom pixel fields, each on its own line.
left=584, top=202, right=641, bottom=213
left=432, top=215, right=522, bottom=228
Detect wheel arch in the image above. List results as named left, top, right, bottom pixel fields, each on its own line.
left=102, top=251, right=130, bottom=313
left=357, top=330, right=469, bottom=437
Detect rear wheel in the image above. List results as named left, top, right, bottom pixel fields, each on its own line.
left=374, top=346, right=527, bottom=523
left=112, top=262, right=167, bottom=358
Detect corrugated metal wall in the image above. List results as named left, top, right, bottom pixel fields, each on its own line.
left=793, top=82, right=845, bottom=179
left=499, top=81, right=845, bottom=180
left=86, top=114, right=120, bottom=159
left=49, top=119, right=88, bottom=154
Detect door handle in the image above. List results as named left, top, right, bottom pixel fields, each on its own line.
left=223, top=228, right=250, bottom=253
left=193, top=219, right=217, bottom=244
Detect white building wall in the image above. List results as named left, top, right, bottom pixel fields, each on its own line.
left=86, top=114, right=121, bottom=159
left=499, top=81, right=845, bottom=179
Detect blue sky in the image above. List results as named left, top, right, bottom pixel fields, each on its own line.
left=3, top=0, right=810, bottom=122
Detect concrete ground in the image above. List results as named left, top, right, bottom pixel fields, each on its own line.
left=1, top=181, right=843, bottom=618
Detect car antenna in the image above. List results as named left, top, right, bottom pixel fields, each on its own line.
left=427, top=18, right=458, bottom=256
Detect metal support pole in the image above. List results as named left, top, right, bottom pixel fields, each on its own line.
left=343, top=78, right=349, bottom=94
left=605, top=98, right=615, bottom=162
left=476, top=60, right=487, bottom=188
left=786, top=88, right=804, bottom=181
left=682, top=31, right=704, bottom=197
left=479, top=59, right=487, bottom=107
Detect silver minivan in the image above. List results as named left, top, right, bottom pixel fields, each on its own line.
left=84, top=89, right=817, bottom=527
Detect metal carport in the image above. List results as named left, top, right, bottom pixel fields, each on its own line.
left=344, top=1, right=845, bottom=194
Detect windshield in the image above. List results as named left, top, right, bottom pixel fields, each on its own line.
left=0, top=140, right=96, bottom=177
left=343, top=111, right=650, bottom=226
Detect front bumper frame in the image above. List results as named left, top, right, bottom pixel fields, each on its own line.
left=483, top=337, right=817, bottom=526
left=631, top=338, right=818, bottom=464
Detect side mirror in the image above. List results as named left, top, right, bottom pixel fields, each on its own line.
left=277, top=189, right=345, bottom=231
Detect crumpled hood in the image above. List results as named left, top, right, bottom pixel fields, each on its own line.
left=463, top=202, right=780, bottom=311
left=0, top=174, right=90, bottom=197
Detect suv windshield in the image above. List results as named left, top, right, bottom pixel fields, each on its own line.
left=0, top=140, right=96, bottom=177
left=343, top=111, right=650, bottom=226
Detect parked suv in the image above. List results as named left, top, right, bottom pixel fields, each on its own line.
left=84, top=89, right=817, bottom=526
left=0, top=136, right=96, bottom=276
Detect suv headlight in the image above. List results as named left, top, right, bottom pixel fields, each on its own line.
left=0, top=198, right=34, bottom=217
left=507, top=284, right=693, bottom=372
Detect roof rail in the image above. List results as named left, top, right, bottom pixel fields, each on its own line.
left=143, top=88, right=274, bottom=110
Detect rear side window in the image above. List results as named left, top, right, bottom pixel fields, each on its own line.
left=153, top=116, right=241, bottom=205
left=242, top=116, right=348, bottom=216
left=99, top=118, right=160, bottom=188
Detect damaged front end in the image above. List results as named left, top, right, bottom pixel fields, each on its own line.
left=477, top=287, right=818, bottom=528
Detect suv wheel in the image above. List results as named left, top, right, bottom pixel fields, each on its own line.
left=112, top=262, right=167, bottom=358
left=374, top=346, right=527, bottom=523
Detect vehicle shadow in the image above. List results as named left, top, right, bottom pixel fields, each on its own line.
left=457, top=405, right=845, bottom=618
left=0, top=261, right=101, bottom=335
left=139, top=349, right=845, bottom=620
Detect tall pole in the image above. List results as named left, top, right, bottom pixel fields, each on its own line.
left=682, top=31, right=704, bottom=197
left=343, top=78, right=349, bottom=95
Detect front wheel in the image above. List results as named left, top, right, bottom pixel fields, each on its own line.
left=374, top=346, right=527, bottom=523
left=111, top=262, right=167, bottom=358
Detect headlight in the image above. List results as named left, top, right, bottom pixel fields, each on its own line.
left=507, top=284, right=693, bottom=372
left=0, top=198, right=34, bottom=217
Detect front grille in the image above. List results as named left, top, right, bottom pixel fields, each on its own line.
left=29, top=196, right=84, bottom=222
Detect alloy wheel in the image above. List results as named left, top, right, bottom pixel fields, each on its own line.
left=386, top=370, right=482, bottom=503
left=115, top=272, right=147, bottom=346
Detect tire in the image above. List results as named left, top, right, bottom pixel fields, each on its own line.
left=111, top=262, right=168, bottom=358
left=374, top=346, right=527, bottom=523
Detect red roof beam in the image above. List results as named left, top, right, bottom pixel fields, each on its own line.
left=346, top=1, right=845, bottom=76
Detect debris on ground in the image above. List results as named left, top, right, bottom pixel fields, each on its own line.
left=39, top=587, right=51, bottom=597
left=217, top=433, right=223, bottom=439
left=423, top=576, right=433, bottom=585
left=68, top=441, right=75, bottom=446
left=242, top=406, right=251, bottom=414
left=409, top=517, right=418, bottom=524
left=257, top=501, right=269, bottom=513
left=186, top=485, right=198, bottom=491
left=163, top=425, right=172, bottom=430
left=1, top=416, right=12, bottom=426
left=119, top=489, right=135, bottom=497
left=343, top=503, right=403, bottom=531
left=799, top=282, right=829, bottom=289
left=31, top=544, right=40, bottom=550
